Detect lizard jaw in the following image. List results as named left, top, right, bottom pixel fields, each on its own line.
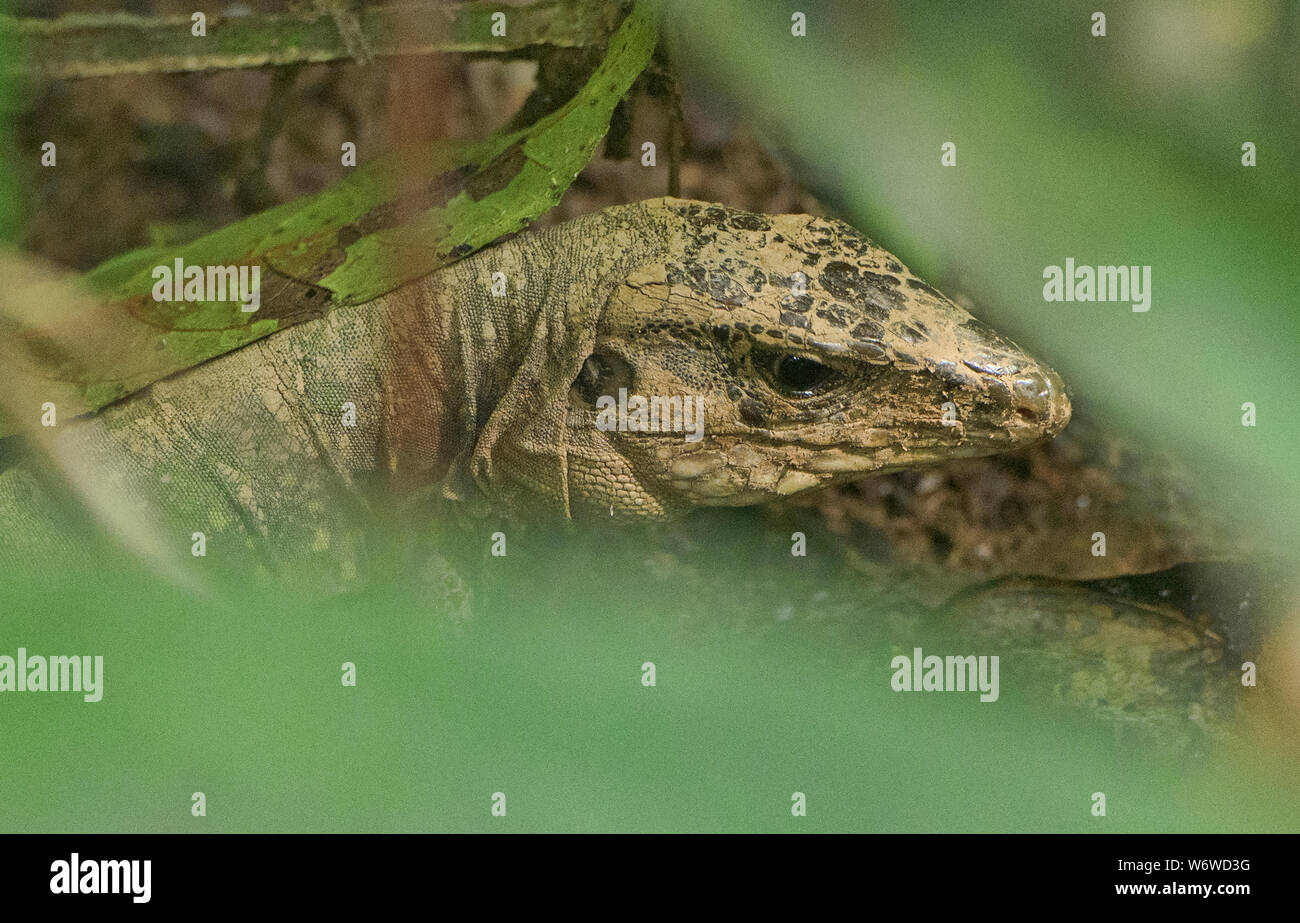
left=651, top=358, right=1073, bottom=508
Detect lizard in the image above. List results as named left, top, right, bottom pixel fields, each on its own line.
left=0, top=197, right=1070, bottom=592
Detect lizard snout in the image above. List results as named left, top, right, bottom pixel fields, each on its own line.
left=946, top=316, right=1072, bottom=444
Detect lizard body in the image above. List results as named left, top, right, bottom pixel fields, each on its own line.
left=0, top=197, right=1069, bottom=585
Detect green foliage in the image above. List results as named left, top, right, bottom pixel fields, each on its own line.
left=1, top=1, right=657, bottom=438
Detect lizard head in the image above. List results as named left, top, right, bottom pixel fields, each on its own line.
left=559, top=198, right=1071, bottom=519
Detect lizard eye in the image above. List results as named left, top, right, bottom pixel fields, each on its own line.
left=768, top=354, right=838, bottom=397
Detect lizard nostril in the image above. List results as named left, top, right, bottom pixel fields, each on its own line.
left=1010, top=370, right=1054, bottom=418
left=1008, top=367, right=1070, bottom=433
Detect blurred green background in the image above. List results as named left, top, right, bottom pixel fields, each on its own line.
left=3, top=513, right=1298, bottom=833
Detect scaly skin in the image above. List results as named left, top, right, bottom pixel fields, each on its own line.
left=0, top=198, right=1069, bottom=585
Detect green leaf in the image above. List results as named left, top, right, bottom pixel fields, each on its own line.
left=2, top=0, right=657, bottom=438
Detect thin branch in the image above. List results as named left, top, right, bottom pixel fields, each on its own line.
left=1, top=0, right=626, bottom=80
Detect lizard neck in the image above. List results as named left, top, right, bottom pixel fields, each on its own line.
left=362, top=203, right=670, bottom=511
left=366, top=248, right=552, bottom=499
